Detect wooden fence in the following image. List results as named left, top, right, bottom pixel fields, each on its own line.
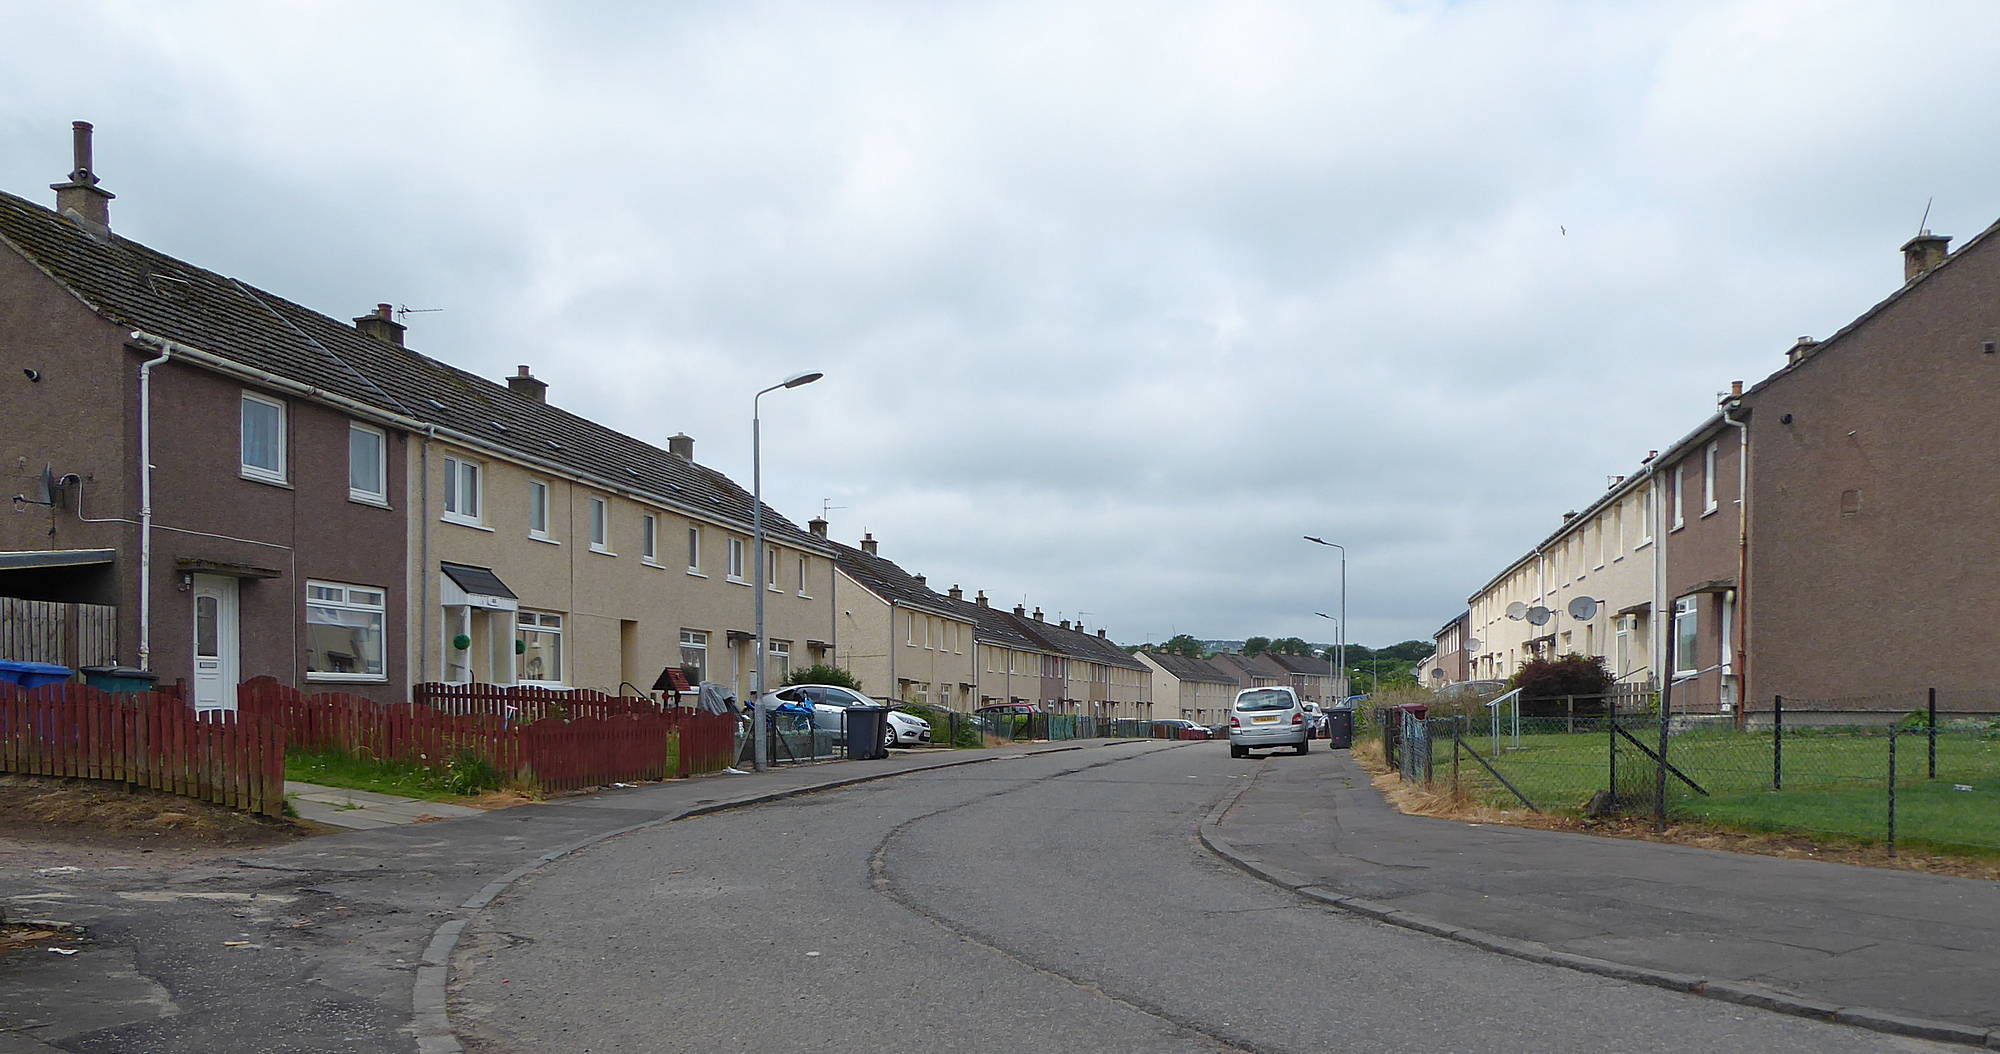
left=412, top=681, right=666, bottom=722
left=0, top=682, right=284, bottom=816
left=0, top=597, right=118, bottom=668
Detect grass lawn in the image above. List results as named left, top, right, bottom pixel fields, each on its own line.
left=285, top=748, right=483, bottom=802
left=1432, top=723, right=2000, bottom=853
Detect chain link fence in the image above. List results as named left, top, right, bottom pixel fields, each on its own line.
left=1378, top=690, right=2000, bottom=857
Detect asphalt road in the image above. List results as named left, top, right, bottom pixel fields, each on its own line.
left=450, top=744, right=1950, bottom=1053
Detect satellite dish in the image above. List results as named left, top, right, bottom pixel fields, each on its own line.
left=1429, top=669, right=1446, bottom=683
left=1567, top=596, right=1600, bottom=621
left=1526, top=606, right=1552, bottom=626
left=1505, top=602, right=1527, bottom=621
left=1464, top=637, right=1481, bottom=652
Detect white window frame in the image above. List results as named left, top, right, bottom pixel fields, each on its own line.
left=528, top=481, right=552, bottom=541
left=796, top=554, right=810, bottom=597
left=588, top=497, right=612, bottom=554
left=687, top=526, right=704, bottom=575
left=768, top=639, right=791, bottom=684
left=680, top=629, right=708, bottom=683
left=727, top=538, right=746, bottom=583
left=347, top=423, right=387, bottom=505
left=516, top=610, right=565, bottom=687
left=1703, top=443, right=1719, bottom=514
left=442, top=455, right=483, bottom=527
left=304, top=580, right=387, bottom=683
left=641, top=513, right=659, bottom=565
left=1673, top=596, right=1698, bottom=678
left=767, top=548, right=783, bottom=592
left=240, top=391, right=288, bottom=484
left=1671, top=466, right=1686, bottom=530
left=1639, top=491, right=1654, bottom=547
left=1614, top=617, right=1631, bottom=677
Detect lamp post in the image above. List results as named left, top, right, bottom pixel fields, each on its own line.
left=752, top=370, right=824, bottom=772
left=1303, top=536, right=1346, bottom=700
left=1314, top=611, right=1339, bottom=706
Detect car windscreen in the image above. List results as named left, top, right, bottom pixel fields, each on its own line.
left=1234, top=689, right=1294, bottom=712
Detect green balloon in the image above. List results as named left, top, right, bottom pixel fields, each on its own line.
left=452, top=633, right=472, bottom=651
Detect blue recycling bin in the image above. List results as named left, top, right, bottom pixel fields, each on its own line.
left=0, top=660, right=74, bottom=688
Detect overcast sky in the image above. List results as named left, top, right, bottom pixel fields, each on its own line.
left=6, top=1, right=1999, bottom=650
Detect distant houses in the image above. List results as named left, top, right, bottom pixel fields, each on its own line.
left=1434, top=225, right=2000, bottom=720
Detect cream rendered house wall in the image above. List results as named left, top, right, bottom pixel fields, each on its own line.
left=414, top=441, right=834, bottom=697
left=974, top=640, right=1043, bottom=708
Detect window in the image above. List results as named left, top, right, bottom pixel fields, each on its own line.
left=1673, top=597, right=1698, bottom=677
left=767, top=547, right=781, bottom=591
left=769, top=640, right=791, bottom=684
left=727, top=538, right=746, bottom=582
left=528, top=481, right=550, bottom=539
left=589, top=497, right=610, bottom=553
left=1703, top=443, right=1719, bottom=514
left=1672, top=466, right=1685, bottom=529
left=240, top=392, right=287, bottom=483
left=906, top=612, right=916, bottom=645
left=1614, top=617, right=1631, bottom=676
left=348, top=424, right=386, bottom=504
left=796, top=555, right=810, bottom=596
left=687, top=526, right=702, bottom=574
left=940, top=683, right=953, bottom=709
left=517, top=611, right=564, bottom=685
left=442, top=456, right=482, bottom=525
left=680, top=629, right=708, bottom=683
left=1611, top=504, right=1624, bottom=558
left=305, top=581, right=386, bottom=681
left=642, top=514, right=658, bottom=564
left=1639, top=491, right=1653, bottom=546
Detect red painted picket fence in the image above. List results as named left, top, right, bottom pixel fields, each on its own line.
left=412, top=681, right=665, bottom=723
left=0, top=682, right=285, bottom=817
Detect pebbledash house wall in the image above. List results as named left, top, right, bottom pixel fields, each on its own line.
left=1741, top=228, right=2000, bottom=711
left=0, top=253, right=409, bottom=699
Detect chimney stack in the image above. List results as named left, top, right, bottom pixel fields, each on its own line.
left=1012, top=604, right=1026, bottom=616
left=50, top=121, right=113, bottom=229
left=667, top=433, right=694, bottom=461
left=353, top=303, right=406, bottom=345
left=1060, top=620, right=1071, bottom=631
left=1730, top=380, right=1743, bottom=398
left=948, top=585, right=963, bottom=601
left=1902, top=231, right=1950, bottom=283
left=1033, top=607, right=1044, bottom=622
left=808, top=517, right=828, bottom=538
left=1787, top=336, right=1819, bottom=365
left=860, top=532, right=878, bottom=556
left=506, top=365, right=548, bottom=403
left=1642, top=450, right=1658, bottom=463
left=912, top=574, right=926, bottom=589
left=977, top=590, right=989, bottom=608
left=1097, top=629, right=1107, bottom=638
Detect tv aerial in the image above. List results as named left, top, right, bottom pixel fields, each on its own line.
left=1567, top=596, right=1601, bottom=621
left=1505, top=602, right=1527, bottom=621
left=1526, top=606, right=1552, bottom=626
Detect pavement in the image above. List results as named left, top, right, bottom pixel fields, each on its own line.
left=283, top=782, right=485, bottom=830
left=1201, top=748, right=2000, bottom=1050
left=0, top=740, right=1146, bottom=1054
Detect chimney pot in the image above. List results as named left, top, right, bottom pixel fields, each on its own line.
left=667, top=433, right=694, bottom=461
left=354, top=304, right=407, bottom=346
left=860, top=532, right=878, bottom=556
left=1033, top=607, right=1044, bottom=622
left=1012, top=604, right=1026, bottom=616
left=913, top=574, right=926, bottom=589
left=977, top=590, right=989, bottom=608
left=808, top=517, right=828, bottom=538
left=1097, top=628, right=1107, bottom=638
left=1060, top=620, right=1071, bottom=631
left=949, top=585, right=963, bottom=601
left=50, top=120, right=114, bottom=229
left=1642, top=450, right=1658, bottom=463
left=505, top=364, right=548, bottom=403
left=1730, top=380, right=1743, bottom=398
left=1901, top=231, right=1951, bottom=283
left=1787, top=336, right=1820, bottom=365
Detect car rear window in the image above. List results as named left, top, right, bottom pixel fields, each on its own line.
left=1235, top=689, right=1294, bottom=712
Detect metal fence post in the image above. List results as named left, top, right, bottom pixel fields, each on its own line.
left=1927, top=686, right=1937, bottom=781
left=1608, top=701, right=1617, bottom=806
left=1656, top=629, right=1675, bottom=832
left=1452, top=717, right=1462, bottom=792
left=1565, top=695, right=1574, bottom=734
left=1888, top=728, right=1899, bottom=858
left=1772, top=694, right=1783, bottom=791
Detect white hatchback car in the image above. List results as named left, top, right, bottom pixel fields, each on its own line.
left=1228, top=686, right=1309, bottom=758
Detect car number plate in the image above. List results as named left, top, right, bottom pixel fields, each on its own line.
left=1253, top=716, right=1278, bottom=724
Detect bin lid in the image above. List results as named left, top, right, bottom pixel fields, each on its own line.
left=0, top=660, right=73, bottom=675
left=81, top=665, right=157, bottom=679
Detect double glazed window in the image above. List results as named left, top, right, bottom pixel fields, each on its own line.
left=1673, top=597, right=1699, bottom=678
left=768, top=640, right=791, bottom=684
left=348, top=424, right=386, bottom=504
left=588, top=497, right=610, bottom=553
left=517, top=611, right=563, bottom=685
left=305, top=581, right=386, bottom=681
left=642, top=514, right=659, bottom=564
left=528, top=481, right=551, bottom=539
left=680, top=630, right=708, bottom=683
left=687, top=527, right=702, bottom=574
left=727, top=538, right=746, bottom=582
left=443, top=456, right=482, bottom=524
left=241, top=392, right=287, bottom=483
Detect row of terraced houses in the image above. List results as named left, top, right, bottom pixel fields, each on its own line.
left=0, top=125, right=1159, bottom=720
left=1419, top=222, right=2000, bottom=721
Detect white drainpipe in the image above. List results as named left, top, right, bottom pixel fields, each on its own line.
left=136, top=345, right=173, bottom=671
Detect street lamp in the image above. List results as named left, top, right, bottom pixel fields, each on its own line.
left=1303, top=536, right=1346, bottom=700
left=752, top=370, right=824, bottom=772
left=1314, top=612, right=1339, bottom=706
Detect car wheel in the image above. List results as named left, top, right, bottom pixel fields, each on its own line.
left=883, top=726, right=898, bottom=750
left=1230, top=744, right=1246, bottom=759
left=1298, top=738, right=1310, bottom=755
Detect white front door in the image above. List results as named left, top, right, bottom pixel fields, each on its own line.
left=191, top=574, right=240, bottom=711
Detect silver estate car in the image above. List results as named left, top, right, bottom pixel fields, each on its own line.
left=1228, top=686, right=1309, bottom=758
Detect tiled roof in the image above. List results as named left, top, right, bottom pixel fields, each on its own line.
left=0, top=189, right=825, bottom=552
left=1262, top=652, right=1334, bottom=677
left=1139, top=651, right=1238, bottom=685
left=828, top=542, right=963, bottom=620
left=942, top=597, right=1045, bottom=652
left=996, top=611, right=1146, bottom=671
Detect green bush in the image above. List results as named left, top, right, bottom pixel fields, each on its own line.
left=1510, top=653, right=1613, bottom=699
left=785, top=664, right=863, bottom=692
left=901, top=704, right=983, bottom=748
left=443, top=749, right=500, bottom=795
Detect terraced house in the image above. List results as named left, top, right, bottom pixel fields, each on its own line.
left=0, top=124, right=833, bottom=704
left=823, top=527, right=977, bottom=707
